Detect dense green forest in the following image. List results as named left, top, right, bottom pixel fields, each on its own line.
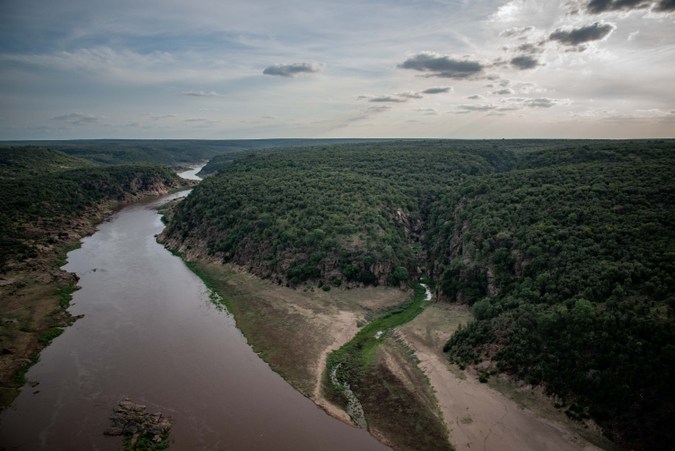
left=0, top=147, right=186, bottom=271
left=164, top=139, right=674, bottom=450
left=433, top=158, right=674, bottom=450
left=1, top=139, right=385, bottom=166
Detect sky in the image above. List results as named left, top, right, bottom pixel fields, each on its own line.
left=1, top=0, right=673, bottom=139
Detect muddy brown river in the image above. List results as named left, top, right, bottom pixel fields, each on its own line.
left=0, top=167, right=387, bottom=450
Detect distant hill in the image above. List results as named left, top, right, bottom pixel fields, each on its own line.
left=0, top=139, right=392, bottom=167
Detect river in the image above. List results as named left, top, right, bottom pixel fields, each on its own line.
left=0, top=166, right=387, bottom=450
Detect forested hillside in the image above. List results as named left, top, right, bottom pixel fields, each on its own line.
left=163, top=141, right=514, bottom=286
left=164, top=139, right=674, bottom=449
left=432, top=158, right=674, bottom=450
left=1, top=138, right=386, bottom=166
left=0, top=147, right=187, bottom=272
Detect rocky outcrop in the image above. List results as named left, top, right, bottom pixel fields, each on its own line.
left=105, top=399, right=172, bottom=448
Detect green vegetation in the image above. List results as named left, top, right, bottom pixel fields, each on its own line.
left=1, top=138, right=387, bottom=167
left=434, top=156, right=674, bottom=450
left=165, top=138, right=675, bottom=450
left=124, top=434, right=169, bottom=451
left=165, top=140, right=513, bottom=286
left=325, top=285, right=451, bottom=451
left=327, top=285, right=428, bottom=371
left=0, top=145, right=190, bottom=411
left=0, top=147, right=186, bottom=272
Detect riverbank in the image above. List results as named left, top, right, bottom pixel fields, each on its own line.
left=174, top=255, right=616, bottom=451
left=0, top=179, right=194, bottom=410
left=173, top=260, right=408, bottom=411
left=398, top=303, right=614, bottom=451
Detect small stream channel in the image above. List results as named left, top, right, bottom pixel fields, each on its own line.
left=0, top=165, right=387, bottom=450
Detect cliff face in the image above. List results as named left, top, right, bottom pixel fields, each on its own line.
left=159, top=201, right=419, bottom=288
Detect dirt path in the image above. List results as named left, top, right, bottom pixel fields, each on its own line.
left=312, top=310, right=360, bottom=423
left=398, top=304, right=607, bottom=451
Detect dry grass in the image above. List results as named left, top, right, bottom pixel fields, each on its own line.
left=0, top=270, right=76, bottom=407
left=189, top=262, right=408, bottom=401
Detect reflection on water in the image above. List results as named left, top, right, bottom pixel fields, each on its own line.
left=0, top=165, right=387, bottom=450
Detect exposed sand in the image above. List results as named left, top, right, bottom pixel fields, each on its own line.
left=195, top=264, right=409, bottom=425
left=312, top=309, right=360, bottom=423
left=398, top=304, right=606, bottom=451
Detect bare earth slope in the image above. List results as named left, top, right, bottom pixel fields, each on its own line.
left=398, top=304, right=613, bottom=451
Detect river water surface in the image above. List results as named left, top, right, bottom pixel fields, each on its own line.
left=0, top=167, right=387, bottom=450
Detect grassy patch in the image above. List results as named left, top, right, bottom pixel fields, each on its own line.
left=325, top=284, right=452, bottom=450
left=123, top=434, right=169, bottom=451
left=54, top=242, right=82, bottom=268
left=56, top=282, right=78, bottom=309
left=37, top=327, right=64, bottom=345
left=327, top=284, right=427, bottom=375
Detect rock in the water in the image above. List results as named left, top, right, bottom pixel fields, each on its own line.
left=105, top=398, right=172, bottom=448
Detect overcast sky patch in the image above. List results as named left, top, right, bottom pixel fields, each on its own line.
left=182, top=91, right=221, bottom=97
left=52, top=113, right=103, bottom=125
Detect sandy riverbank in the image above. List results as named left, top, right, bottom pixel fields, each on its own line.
left=184, top=262, right=616, bottom=450
left=398, top=303, right=613, bottom=451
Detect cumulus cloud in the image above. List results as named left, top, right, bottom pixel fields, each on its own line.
left=262, top=62, right=322, bottom=77
left=654, top=0, right=675, bottom=11
left=369, top=95, right=408, bottom=103
left=549, top=22, right=615, bottom=46
left=398, top=52, right=483, bottom=79
left=467, top=94, right=486, bottom=100
left=422, top=86, right=452, bottom=94
left=517, top=43, right=543, bottom=54
left=494, top=88, right=515, bottom=95
left=511, top=55, right=539, bottom=69
left=52, top=113, right=103, bottom=125
left=586, top=0, right=652, bottom=13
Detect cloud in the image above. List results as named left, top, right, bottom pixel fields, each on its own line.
left=467, top=94, right=486, bottom=100
left=398, top=52, right=483, bottom=79
left=549, top=22, right=615, bottom=46
left=262, top=62, right=322, bottom=77
left=654, top=0, right=675, bottom=11
left=422, top=86, right=452, bottom=94
left=397, top=91, right=424, bottom=99
left=586, top=0, right=651, bottom=13
left=524, top=98, right=558, bottom=108
left=415, top=108, right=439, bottom=115
left=516, top=43, right=543, bottom=55
left=369, top=95, right=408, bottom=103
left=362, top=91, right=425, bottom=103
left=182, top=90, right=220, bottom=97
left=52, top=113, right=103, bottom=125
left=458, top=104, right=496, bottom=111
left=511, top=55, right=539, bottom=69
left=500, top=26, right=535, bottom=38
left=494, top=88, right=515, bottom=95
